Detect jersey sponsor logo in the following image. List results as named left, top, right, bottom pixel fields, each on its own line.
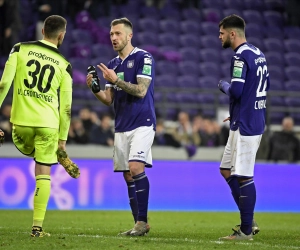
left=144, top=58, right=152, bottom=65
left=127, top=60, right=134, bottom=68
left=233, top=67, right=242, bottom=78
left=255, top=57, right=266, bottom=65
left=137, top=151, right=144, bottom=154
left=142, top=65, right=151, bottom=75
left=28, top=51, right=59, bottom=65
left=234, top=60, right=244, bottom=68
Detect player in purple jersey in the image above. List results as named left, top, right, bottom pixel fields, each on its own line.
left=86, top=17, right=156, bottom=236
left=217, top=15, right=270, bottom=241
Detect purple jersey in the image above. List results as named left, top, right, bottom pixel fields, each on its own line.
left=105, top=47, right=156, bottom=132
left=227, top=42, right=270, bottom=136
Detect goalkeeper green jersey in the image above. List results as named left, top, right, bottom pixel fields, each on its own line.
left=0, top=40, right=72, bottom=139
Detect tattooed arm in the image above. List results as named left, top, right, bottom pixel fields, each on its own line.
left=114, top=77, right=151, bottom=98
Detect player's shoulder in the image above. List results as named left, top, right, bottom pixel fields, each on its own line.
left=132, top=47, right=153, bottom=59
left=235, top=43, right=263, bottom=57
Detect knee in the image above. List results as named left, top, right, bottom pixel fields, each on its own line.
left=123, top=171, right=133, bottom=182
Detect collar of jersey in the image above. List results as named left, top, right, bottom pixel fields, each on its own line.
left=234, top=42, right=247, bottom=52
left=40, top=40, right=58, bottom=49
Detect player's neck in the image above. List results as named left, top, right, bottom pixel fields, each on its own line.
left=232, top=38, right=247, bottom=50
left=118, top=44, right=134, bottom=60
left=43, top=38, right=58, bottom=48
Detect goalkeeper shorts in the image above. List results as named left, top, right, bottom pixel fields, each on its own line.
left=12, top=124, right=58, bottom=165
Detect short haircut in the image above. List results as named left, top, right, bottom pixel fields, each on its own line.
left=111, top=17, right=133, bottom=30
left=43, top=15, right=67, bottom=39
left=219, top=14, right=246, bottom=31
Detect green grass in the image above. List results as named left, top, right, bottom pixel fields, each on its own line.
left=0, top=210, right=300, bottom=250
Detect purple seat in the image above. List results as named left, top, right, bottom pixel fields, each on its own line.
left=179, top=34, right=199, bottom=48
left=222, top=8, right=242, bottom=17
left=285, top=66, right=300, bottom=81
left=246, top=24, right=263, bottom=39
left=284, top=26, right=300, bottom=39
left=197, top=93, right=215, bottom=104
left=177, top=75, right=198, bottom=88
left=243, top=0, right=265, bottom=11
left=140, top=6, right=160, bottom=19
left=284, top=39, right=300, bottom=53
left=265, top=52, right=284, bottom=67
left=70, top=43, right=92, bottom=59
left=264, top=26, right=283, bottom=38
left=69, top=57, right=90, bottom=73
left=263, top=10, right=284, bottom=28
left=264, top=38, right=284, bottom=52
left=178, top=61, right=199, bottom=76
left=199, top=48, right=221, bottom=63
left=159, top=19, right=180, bottom=34
left=137, top=31, right=159, bottom=46
left=138, top=18, right=159, bottom=33
left=247, top=37, right=265, bottom=51
left=160, top=7, right=181, bottom=21
left=198, top=76, right=219, bottom=89
left=242, top=10, right=264, bottom=25
left=202, top=0, right=224, bottom=9
left=180, top=20, right=200, bottom=35
left=174, top=92, right=198, bottom=103
left=223, top=0, right=244, bottom=9
left=221, top=64, right=230, bottom=78
left=155, top=74, right=177, bottom=87
left=199, top=62, right=220, bottom=77
left=270, top=79, right=284, bottom=90
left=200, top=35, right=221, bottom=49
left=221, top=49, right=234, bottom=63
left=285, top=80, right=300, bottom=92
left=202, top=8, right=221, bottom=23
left=285, top=97, right=300, bottom=107
left=156, top=61, right=178, bottom=76
left=91, top=44, right=115, bottom=59
left=269, top=96, right=285, bottom=106
left=268, top=65, right=285, bottom=81
left=284, top=52, right=300, bottom=67
left=179, top=47, right=200, bottom=62
left=200, top=22, right=220, bottom=36
left=269, top=112, right=285, bottom=124
left=159, top=33, right=179, bottom=47
left=264, top=0, right=285, bottom=11
left=71, top=29, right=93, bottom=45
left=72, top=70, right=87, bottom=85
left=181, top=8, right=201, bottom=20
left=219, top=94, right=229, bottom=105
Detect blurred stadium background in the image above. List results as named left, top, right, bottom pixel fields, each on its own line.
left=1, top=0, right=300, bottom=211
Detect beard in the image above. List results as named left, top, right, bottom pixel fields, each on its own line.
left=114, top=39, right=128, bottom=52
left=222, top=36, right=231, bottom=49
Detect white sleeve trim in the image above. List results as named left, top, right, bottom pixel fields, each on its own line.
left=137, top=74, right=152, bottom=80
left=105, top=83, right=113, bottom=87
left=231, top=78, right=245, bottom=83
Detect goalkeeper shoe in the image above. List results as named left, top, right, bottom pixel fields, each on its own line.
left=130, top=221, right=150, bottom=236
left=57, top=149, right=80, bottom=178
left=219, top=228, right=253, bottom=241
left=31, top=226, right=50, bottom=237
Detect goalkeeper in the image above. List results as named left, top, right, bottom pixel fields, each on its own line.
left=0, top=15, right=79, bottom=237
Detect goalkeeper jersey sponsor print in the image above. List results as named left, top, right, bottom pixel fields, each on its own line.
left=5, top=40, right=72, bottom=129
left=105, top=47, right=156, bottom=132
left=228, top=42, right=270, bottom=136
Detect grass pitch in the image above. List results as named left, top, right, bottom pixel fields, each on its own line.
left=0, top=210, right=300, bottom=250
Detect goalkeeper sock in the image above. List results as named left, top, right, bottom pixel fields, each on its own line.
left=133, top=172, right=149, bottom=223
left=33, top=175, right=51, bottom=227
left=226, top=176, right=240, bottom=208
left=239, top=179, right=256, bottom=235
left=126, top=180, right=138, bottom=223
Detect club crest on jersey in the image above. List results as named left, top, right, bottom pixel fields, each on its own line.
left=127, top=60, right=134, bottom=68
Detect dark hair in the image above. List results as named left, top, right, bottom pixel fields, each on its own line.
left=44, top=15, right=67, bottom=39
left=219, top=14, right=246, bottom=31
left=111, top=17, right=133, bottom=30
